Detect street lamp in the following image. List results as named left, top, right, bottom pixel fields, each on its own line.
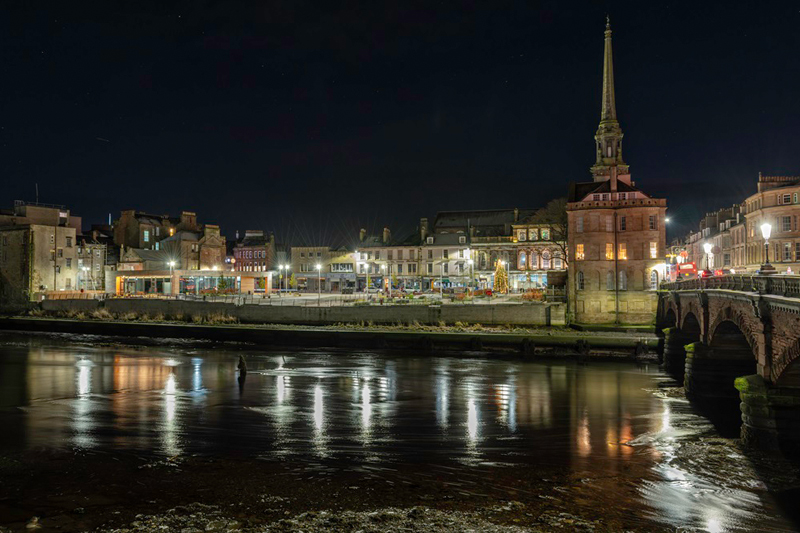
left=703, top=242, right=713, bottom=271
left=381, top=264, right=386, bottom=293
left=761, top=222, right=776, bottom=274
left=316, top=263, right=322, bottom=304
left=467, top=258, right=474, bottom=294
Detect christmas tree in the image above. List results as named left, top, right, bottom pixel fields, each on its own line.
left=494, top=260, right=508, bottom=293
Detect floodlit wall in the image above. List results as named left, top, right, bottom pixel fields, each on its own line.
left=42, top=299, right=566, bottom=327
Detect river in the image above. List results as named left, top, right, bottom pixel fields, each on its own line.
left=0, top=331, right=797, bottom=532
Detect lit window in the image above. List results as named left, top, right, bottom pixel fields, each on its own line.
left=650, top=242, right=658, bottom=259
left=541, top=229, right=550, bottom=240
left=650, top=270, right=659, bottom=290
left=458, top=236, right=466, bottom=244
left=618, top=243, right=627, bottom=260
left=605, top=243, right=614, bottom=260
left=143, top=230, right=150, bottom=243
left=576, top=244, right=585, bottom=261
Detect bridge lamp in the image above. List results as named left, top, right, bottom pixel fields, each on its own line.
left=760, top=222, right=776, bottom=274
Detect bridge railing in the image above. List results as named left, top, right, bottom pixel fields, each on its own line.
left=662, top=274, right=800, bottom=297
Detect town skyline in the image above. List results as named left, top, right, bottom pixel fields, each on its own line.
left=3, top=2, right=800, bottom=241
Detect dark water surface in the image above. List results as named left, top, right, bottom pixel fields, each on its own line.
left=0, top=332, right=797, bottom=532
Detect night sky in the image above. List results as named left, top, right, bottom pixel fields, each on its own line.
left=3, top=2, right=800, bottom=245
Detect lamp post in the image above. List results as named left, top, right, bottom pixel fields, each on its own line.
left=703, top=242, right=713, bottom=272
left=381, top=264, right=386, bottom=294
left=316, top=263, right=322, bottom=305
left=761, top=222, right=776, bottom=274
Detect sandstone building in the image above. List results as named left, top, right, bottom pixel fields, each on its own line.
left=566, top=20, right=667, bottom=324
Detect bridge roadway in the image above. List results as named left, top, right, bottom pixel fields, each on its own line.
left=659, top=274, right=800, bottom=454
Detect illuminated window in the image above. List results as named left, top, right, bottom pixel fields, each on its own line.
left=143, top=230, right=150, bottom=243
left=618, top=243, right=627, bottom=260
left=650, top=270, right=659, bottom=290
left=576, top=244, right=585, bottom=261
left=650, top=242, right=658, bottom=259
left=605, top=243, right=614, bottom=260
left=519, top=252, right=526, bottom=270
left=169, top=228, right=175, bottom=236
left=541, top=229, right=550, bottom=240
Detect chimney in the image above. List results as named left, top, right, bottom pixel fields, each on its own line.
left=235, top=230, right=240, bottom=241
left=359, top=228, right=367, bottom=242
left=419, top=218, right=429, bottom=241
left=269, top=232, right=275, bottom=245
left=513, top=208, right=519, bottom=222
left=382, top=227, right=391, bottom=244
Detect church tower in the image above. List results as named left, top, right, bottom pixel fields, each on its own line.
left=566, top=19, right=667, bottom=325
left=591, top=18, right=631, bottom=187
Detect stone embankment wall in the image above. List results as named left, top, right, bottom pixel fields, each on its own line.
left=42, top=299, right=566, bottom=327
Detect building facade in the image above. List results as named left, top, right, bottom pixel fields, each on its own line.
left=232, top=230, right=278, bottom=273
left=0, top=201, right=84, bottom=301
left=566, top=21, right=667, bottom=324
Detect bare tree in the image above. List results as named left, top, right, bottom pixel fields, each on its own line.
left=531, top=197, right=569, bottom=267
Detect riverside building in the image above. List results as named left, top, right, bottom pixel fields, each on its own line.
left=566, top=20, right=667, bottom=324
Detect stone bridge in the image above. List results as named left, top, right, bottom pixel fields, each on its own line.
left=658, top=275, right=800, bottom=454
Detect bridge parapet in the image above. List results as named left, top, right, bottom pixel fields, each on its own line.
left=662, top=274, right=800, bottom=297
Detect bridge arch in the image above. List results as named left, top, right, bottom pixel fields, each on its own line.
left=681, top=312, right=702, bottom=344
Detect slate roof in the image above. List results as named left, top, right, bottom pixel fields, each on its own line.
left=568, top=180, right=645, bottom=202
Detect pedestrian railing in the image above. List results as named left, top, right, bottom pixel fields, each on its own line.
left=661, top=274, right=800, bottom=297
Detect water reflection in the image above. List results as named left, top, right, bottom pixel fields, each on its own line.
left=0, top=335, right=795, bottom=532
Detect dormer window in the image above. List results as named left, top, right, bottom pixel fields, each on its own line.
left=426, top=236, right=434, bottom=244
left=458, top=236, right=466, bottom=244
left=619, top=193, right=626, bottom=200
left=592, top=194, right=601, bottom=201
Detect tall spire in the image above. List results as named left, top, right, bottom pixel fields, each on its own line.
left=601, top=16, right=616, bottom=122
left=591, top=16, right=629, bottom=184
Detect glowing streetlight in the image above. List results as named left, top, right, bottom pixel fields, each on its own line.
left=467, top=258, right=474, bottom=293
left=761, top=222, right=775, bottom=273
left=703, top=242, right=713, bottom=271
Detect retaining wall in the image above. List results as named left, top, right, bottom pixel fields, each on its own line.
left=41, top=299, right=566, bottom=327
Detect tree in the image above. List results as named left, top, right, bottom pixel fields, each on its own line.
left=217, top=275, right=229, bottom=291
left=531, top=197, right=569, bottom=267
left=289, top=273, right=297, bottom=289
left=494, top=260, right=508, bottom=294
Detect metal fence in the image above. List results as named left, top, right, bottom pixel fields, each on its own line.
left=661, top=274, right=800, bottom=298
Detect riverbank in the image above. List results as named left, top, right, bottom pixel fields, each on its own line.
left=0, top=316, right=658, bottom=358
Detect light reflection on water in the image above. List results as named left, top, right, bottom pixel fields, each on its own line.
left=0, top=336, right=796, bottom=532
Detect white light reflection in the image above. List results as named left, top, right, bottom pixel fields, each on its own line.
left=436, top=374, right=449, bottom=429
left=467, top=398, right=478, bottom=446
left=577, top=407, right=591, bottom=457
left=161, top=372, right=181, bottom=457
left=277, top=375, right=287, bottom=404
left=191, top=357, right=203, bottom=391
left=311, top=383, right=328, bottom=456
left=72, top=358, right=95, bottom=449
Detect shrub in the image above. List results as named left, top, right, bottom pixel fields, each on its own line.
left=438, top=321, right=446, bottom=328
left=28, top=308, right=46, bottom=317
left=91, top=308, right=114, bottom=320
left=120, top=312, right=137, bottom=321
left=191, top=314, right=204, bottom=324
left=152, top=312, right=165, bottom=322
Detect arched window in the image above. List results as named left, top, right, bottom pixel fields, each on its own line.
left=577, top=271, right=585, bottom=290
left=606, top=271, right=615, bottom=290
left=518, top=252, right=527, bottom=271
left=479, top=253, right=487, bottom=270
left=541, top=250, right=551, bottom=269
left=530, top=252, right=539, bottom=270
left=650, top=270, right=659, bottom=290
left=618, top=270, right=627, bottom=291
